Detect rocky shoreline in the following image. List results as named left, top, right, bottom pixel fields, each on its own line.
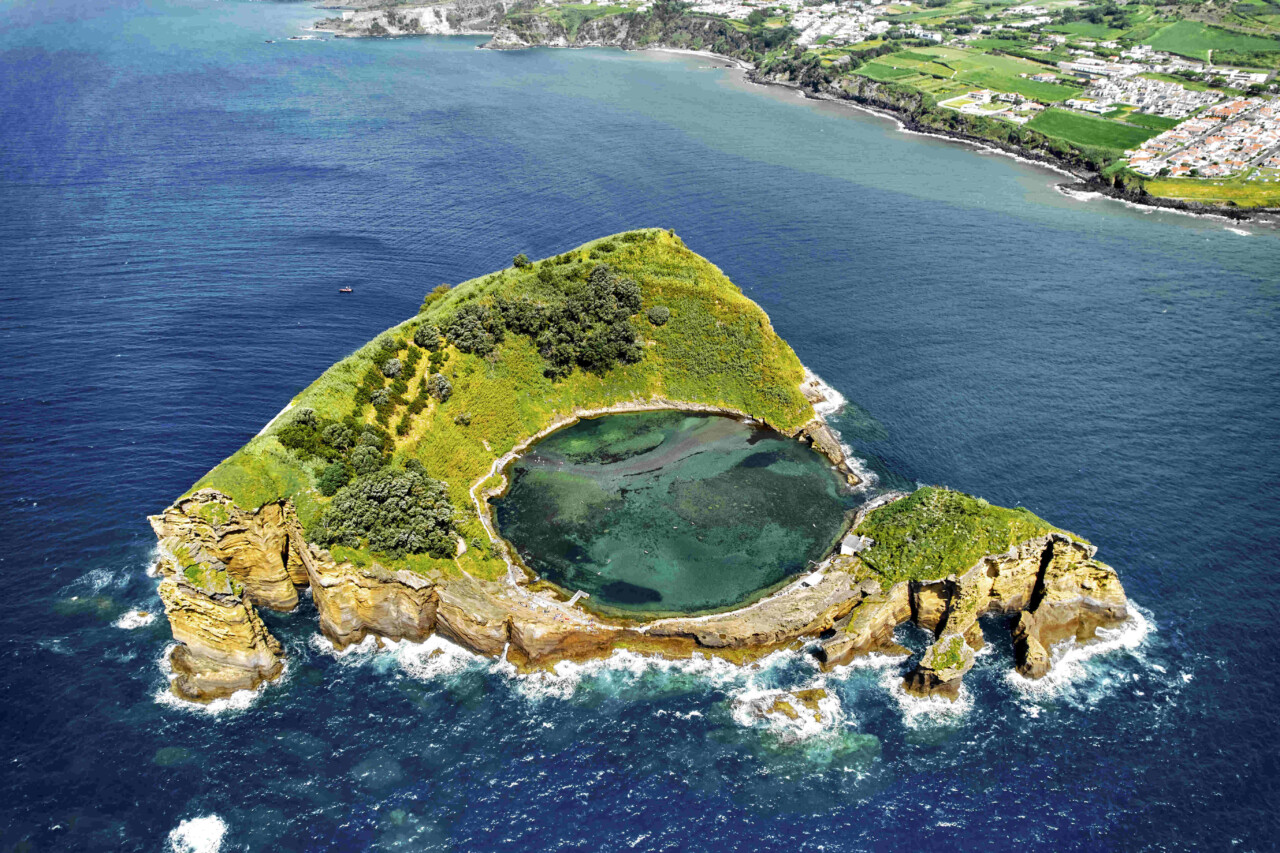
left=311, top=7, right=1280, bottom=224
left=150, top=371, right=1129, bottom=707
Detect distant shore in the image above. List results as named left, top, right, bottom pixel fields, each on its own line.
left=311, top=16, right=1280, bottom=225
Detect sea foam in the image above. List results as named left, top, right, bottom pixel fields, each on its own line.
left=168, top=814, right=226, bottom=853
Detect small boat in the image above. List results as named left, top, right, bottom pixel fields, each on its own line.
left=264, top=39, right=275, bottom=43
left=339, top=286, right=353, bottom=293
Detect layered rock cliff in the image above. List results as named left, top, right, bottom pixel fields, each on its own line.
left=150, top=492, right=300, bottom=701
left=150, top=483, right=1127, bottom=705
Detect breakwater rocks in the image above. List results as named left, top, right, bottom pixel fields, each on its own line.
left=150, top=478, right=1127, bottom=704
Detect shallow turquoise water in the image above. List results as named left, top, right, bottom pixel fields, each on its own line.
left=2, top=0, right=1280, bottom=850
left=494, top=412, right=855, bottom=614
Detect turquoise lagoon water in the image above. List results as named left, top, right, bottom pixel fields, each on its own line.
left=2, top=0, right=1280, bottom=850
left=493, top=412, right=855, bottom=614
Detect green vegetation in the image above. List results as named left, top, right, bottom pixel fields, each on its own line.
left=1126, top=112, right=1182, bottom=131
left=1027, top=108, right=1160, bottom=153
left=857, top=486, right=1078, bottom=584
left=1143, top=174, right=1280, bottom=207
left=855, top=46, right=1083, bottom=102
left=1144, top=20, right=1280, bottom=61
left=930, top=635, right=966, bottom=672
left=189, top=230, right=815, bottom=582
left=313, top=467, right=456, bottom=558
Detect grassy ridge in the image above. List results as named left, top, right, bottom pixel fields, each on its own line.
left=189, top=230, right=815, bottom=582
left=857, top=486, right=1080, bottom=585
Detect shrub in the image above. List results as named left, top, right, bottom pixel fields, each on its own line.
left=317, top=462, right=351, bottom=497
left=357, top=429, right=384, bottom=449
left=513, top=253, right=531, bottom=268
left=350, top=444, right=384, bottom=476
left=413, top=322, right=441, bottom=351
left=495, top=295, right=546, bottom=336
left=381, top=357, right=403, bottom=379
left=313, top=468, right=456, bottom=558
left=428, top=349, right=446, bottom=373
left=647, top=305, right=670, bottom=326
left=321, top=423, right=354, bottom=452
left=426, top=374, right=452, bottom=402
left=291, top=408, right=317, bottom=427
left=420, top=284, right=451, bottom=314
left=377, top=336, right=400, bottom=354
left=454, top=412, right=472, bottom=426
left=370, top=389, right=391, bottom=408
left=444, top=302, right=505, bottom=356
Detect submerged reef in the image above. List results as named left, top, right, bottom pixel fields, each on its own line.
left=149, top=231, right=1127, bottom=703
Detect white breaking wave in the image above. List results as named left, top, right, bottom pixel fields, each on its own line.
left=62, top=567, right=130, bottom=596
left=153, top=644, right=287, bottom=715
left=803, top=369, right=848, bottom=418
left=511, top=647, right=782, bottom=703
left=310, top=632, right=488, bottom=682
left=729, top=685, right=845, bottom=741
left=112, top=609, right=156, bottom=630
left=168, top=815, right=226, bottom=853
left=879, top=667, right=974, bottom=728
left=1006, top=601, right=1156, bottom=704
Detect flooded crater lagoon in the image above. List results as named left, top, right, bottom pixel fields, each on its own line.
left=492, top=411, right=859, bottom=616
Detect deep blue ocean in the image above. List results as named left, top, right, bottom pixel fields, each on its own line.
left=3, top=1, right=1279, bottom=850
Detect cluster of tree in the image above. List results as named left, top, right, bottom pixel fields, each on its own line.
left=276, top=408, right=393, bottom=496
left=1058, top=1, right=1129, bottom=27
left=311, top=463, right=457, bottom=559
left=441, top=262, right=646, bottom=379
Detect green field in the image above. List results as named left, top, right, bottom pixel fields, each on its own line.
left=855, top=46, right=1082, bottom=102
left=1144, top=20, right=1280, bottom=61
left=1046, top=21, right=1129, bottom=39
left=1144, top=175, right=1280, bottom=208
left=1126, top=112, right=1181, bottom=131
left=1028, top=108, right=1162, bottom=152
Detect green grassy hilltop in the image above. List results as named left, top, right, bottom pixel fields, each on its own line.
left=189, top=230, right=815, bottom=582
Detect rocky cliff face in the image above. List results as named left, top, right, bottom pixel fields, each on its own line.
left=816, top=521, right=1128, bottom=700
left=151, top=454, right=1126, bottom=704
left=149, top=491, right=302, bottom=701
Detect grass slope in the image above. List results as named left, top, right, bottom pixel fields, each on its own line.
left=857, top=486, right=1080, bottom=584
left=1144, top=20, right=1280, bottom=61
left=189, top=230, right=815, bottom=582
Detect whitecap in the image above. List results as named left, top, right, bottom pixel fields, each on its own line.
left=113, top=609, right=156, bottom=630
left=168, top=814, right=226, bottom=853
left=878, top=667, right=973, bottom=728
left=62, top=567, right=129, bottom=596
left=1005, top=602, right=1155, bottom=703
left=510, top=647, right=754, bottom=702
left=803, top=369, right=848, bottom=417
left=729, top=684, right=844, bottom=741
left=154, top=644, right=287, bottom=715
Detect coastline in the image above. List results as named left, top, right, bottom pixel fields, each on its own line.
left=312, top=15, right=1280, bottom=225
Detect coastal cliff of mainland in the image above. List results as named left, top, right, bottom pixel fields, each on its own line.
left=150, top=229, right=1129, bottom=707
left=313, top=0, right=1278, bottom=222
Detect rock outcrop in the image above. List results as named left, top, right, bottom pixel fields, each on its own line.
left=149, top=485, right=1129, bottom=704
left=812, top=522, right=1128, bottom=700
left=149, top=491, right=311, bottom=701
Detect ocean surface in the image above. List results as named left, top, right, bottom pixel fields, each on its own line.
left=494, top=411, right=856, bottom=614
left=2, top=1, right=1278, bottom=850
